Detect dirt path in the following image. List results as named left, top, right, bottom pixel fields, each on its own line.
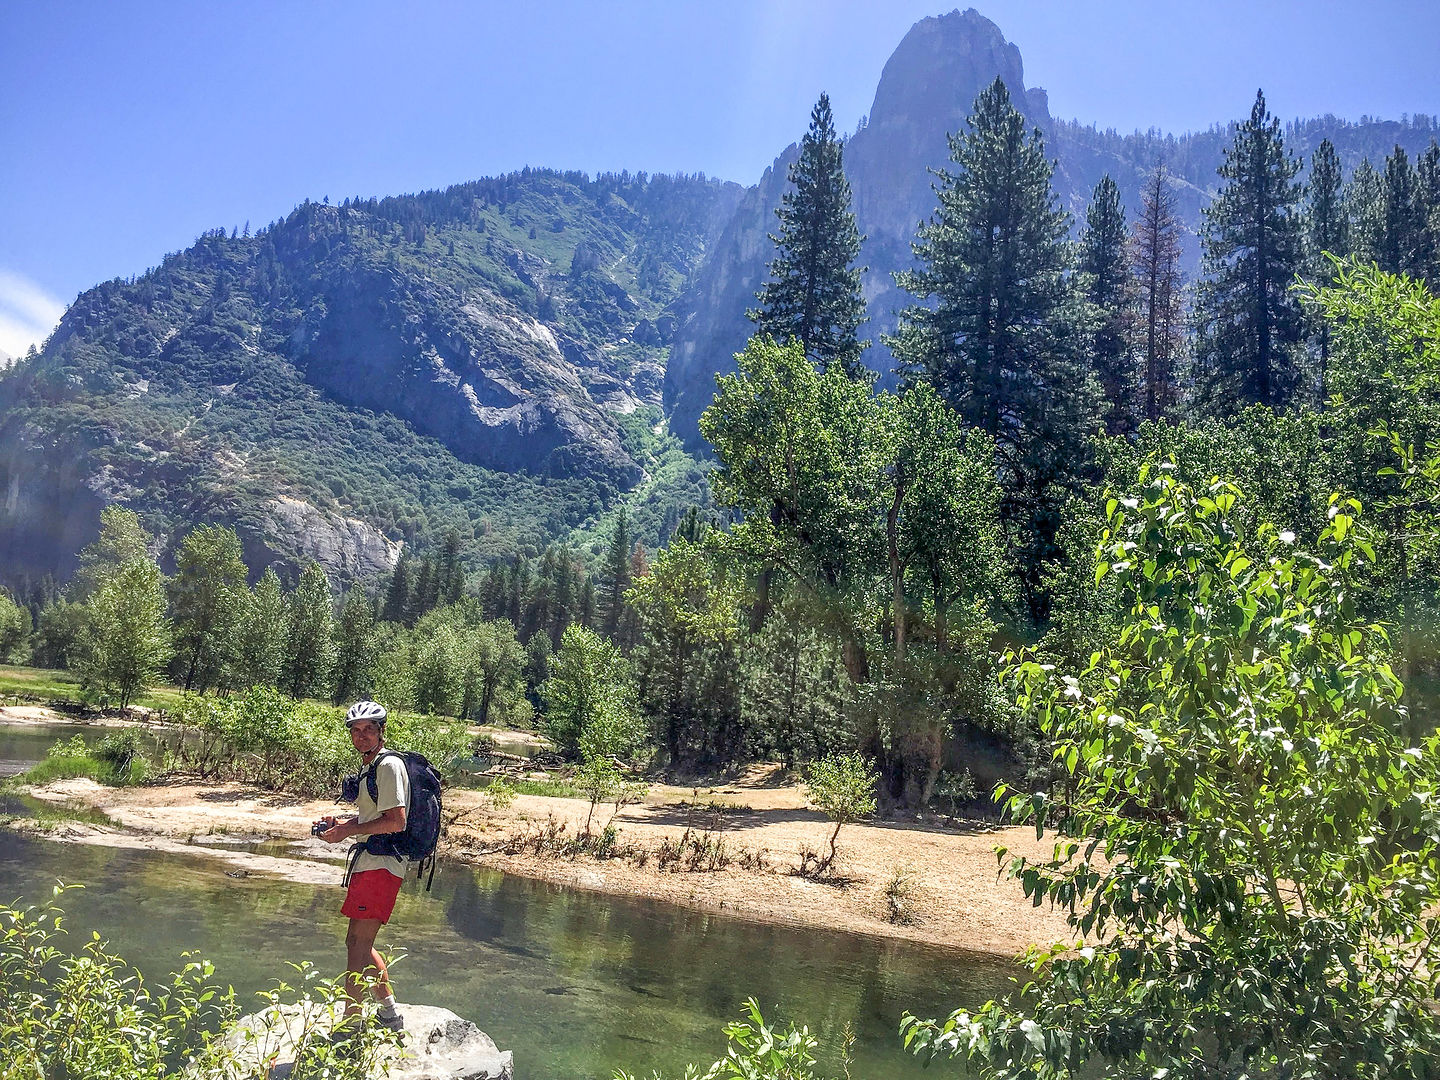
left=16, top=765, right=1078, bottom=960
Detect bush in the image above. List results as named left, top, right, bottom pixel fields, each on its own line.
left=0, top=885, right=401, bottom=1079
left=804, top=753, right=877, bottom=873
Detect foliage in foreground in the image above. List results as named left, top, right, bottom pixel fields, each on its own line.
left=615, top=997, right=853, bottom=1080
left=904, top=466, right=1440, bottom=1078
left=0, top=886, right=401, bottom=1079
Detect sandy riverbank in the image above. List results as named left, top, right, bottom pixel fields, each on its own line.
left=12, top=764, right=1077, bottom=960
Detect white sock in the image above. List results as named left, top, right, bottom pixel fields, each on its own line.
left=376, top=994, right=398, bottom=1018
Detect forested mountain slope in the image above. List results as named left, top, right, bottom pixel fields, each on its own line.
left=0, top=171, right=740, bottom=582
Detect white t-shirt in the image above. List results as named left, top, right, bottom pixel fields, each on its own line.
left=351, top=751, right=410, bottom=880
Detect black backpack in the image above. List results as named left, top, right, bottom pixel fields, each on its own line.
left=352, top=749, right=444, bottom=890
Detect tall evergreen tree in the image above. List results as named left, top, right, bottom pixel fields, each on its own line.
left=382, top=555, right=412, bottom=625
left=331, top=589, right=376, bottom=703
left=1381, top=145, right=1421, bottom=276
left=436, top=528, right=465, bottom=606
left=1416, top=140, right=1440, bottom=286
left=1079, top=175, right=1135, bottom=433
left=1131, top=163, right=1187, bottom=422
left=283, top=561, right=335, bottom=699
left=1303, top=138, right=1347, bottom=400
left=750, top=92, right=868, bottom=378
left=1192, top=90, right=1305, bottom=412
left=601, top=509, right=632, bottom=642
left=892, top=77, right=1100, bottom=621
left=1347, top=158, right=1387, bottom=266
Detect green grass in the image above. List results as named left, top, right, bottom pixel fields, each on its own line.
left=0, top=664, right=189, bottom=714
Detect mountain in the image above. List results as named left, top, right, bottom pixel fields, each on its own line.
left=4, top=7, right=1436, bottom=587
left=0, top=171, right=740, bottom=583
left=665, top=7, right=1440, bottom=444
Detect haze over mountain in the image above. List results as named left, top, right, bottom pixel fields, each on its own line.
left=3, top=8, right=1436, bottom=586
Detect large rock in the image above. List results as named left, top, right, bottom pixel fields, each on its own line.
left=218, top=1002, right=513, bottom=1079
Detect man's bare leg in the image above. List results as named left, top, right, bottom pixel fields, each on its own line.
left=343, top=917, right=393, bottom=1019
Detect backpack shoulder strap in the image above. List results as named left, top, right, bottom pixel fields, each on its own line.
left=365, top=749, right=408, bottom=806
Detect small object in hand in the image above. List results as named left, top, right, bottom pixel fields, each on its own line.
left=312, top=820, right=330, bottom=837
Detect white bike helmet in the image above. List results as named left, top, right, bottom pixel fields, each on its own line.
left=345, top=700, right=387, bottom=727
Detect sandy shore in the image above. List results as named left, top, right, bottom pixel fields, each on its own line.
left=12, top=765, right=1077, bottom=960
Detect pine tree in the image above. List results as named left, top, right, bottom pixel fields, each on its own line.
left=892, top=77, right=1100, bottom=621
left=331, top=589, right=376, bottom=703
left=750, top=92, right=868, bottom=378
left=601, top=509, right=632, bottom=642
left=1131, top=164, right=1187, bottom=422
left=1416, top=140, right=1440, bottom=286
left=1079, top=175, right=1135, bottom=433
left=1192, top=90, right=1305, bottom=412
left=283, top=561, right=335, bottom=699
left=1347, top=159, right=1386, bottom=266
left=1381, top=145, right=1421, bottom=275
left=436, top=528, right=465, bottom=606
left=1303, top=139, right=1347, bottom=400
left=382, top=555, right=412, bottom=624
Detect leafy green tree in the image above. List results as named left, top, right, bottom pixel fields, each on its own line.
left=31, top=599, right=87, bottom=669
left=229, top=567, right=287, bottom=690
left=892, top=76, right=1100, bottom=620
left=1303, top=138, right=1347, bottom=396
left=70, top=506, right=150, bottom=601
left=168, top=524, right=248, bottom=692
left=331, top=588, right=377, bottom=703
left=1130, top=163, right=1186, bottom=423
left=904, top=467, right=1440, bottom=1080
left=0, top=591, right=30, bottom=661
left=1078, top=175, right=1134, bottom=433
left=78, top=558, right=171, bottom=709
left=413, top=622, right=463, bottom=716
left=628, top=534, right=746, bottom=768
left=463, top=618, right=527, bottom=725
left=1192, top=89, right=1305, bottom=412
left=804, top=752, right=877, bottom=873
left=282, top=561, right=335, bottom=699
left=542, top=624, right=644, bottom=761
left=750, top=92, right=868, bottom=378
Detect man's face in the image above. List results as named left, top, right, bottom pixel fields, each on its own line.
left=348, top=719, right=383, bottom=754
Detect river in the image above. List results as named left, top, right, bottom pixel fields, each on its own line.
left=0, top=723, right=1010, bottom=1078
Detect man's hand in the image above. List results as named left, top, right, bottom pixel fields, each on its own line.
left=317, top=815, right=350, bottom=844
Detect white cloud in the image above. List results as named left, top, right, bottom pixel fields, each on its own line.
left=0, top=270, right=65, bottom=364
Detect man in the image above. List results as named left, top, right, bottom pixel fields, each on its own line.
left=316, top=700, right=408, bottom=1034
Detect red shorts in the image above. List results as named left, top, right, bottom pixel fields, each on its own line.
left=341, top=869, right=403, bottom=923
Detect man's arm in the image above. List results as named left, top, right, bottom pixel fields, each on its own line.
left=319, top=806, right=405, bottom=843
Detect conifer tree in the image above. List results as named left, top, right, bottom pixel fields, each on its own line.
left=1192, top=90, right=1305, bottom=412
left=1381, top=145, right=1421, bottom=276
left=1347, top=158, right=1386, bottom=266
left=750, top=92, right=868, bottom=378
left=1131, top=164, right=1187, bottom=422
left=1416, top=140, right=1440, bottom=286
left=436, top=528, right=465, bottom=606
left=892, top=77, right=1100, bottom=620
left=283, top=561, right=335, bottom=699
left=331, top=589, right=376, bottom=703
left=601, top=509, right=632, bottom=642
left=382, top=555, right=412, bottom=625
left=1303, top=138, right=1347, bottom=398
left=1079, top=175, right=1135, bottom=433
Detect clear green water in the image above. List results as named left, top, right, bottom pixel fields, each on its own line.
left=0, top=722, right=1013, bottom=1079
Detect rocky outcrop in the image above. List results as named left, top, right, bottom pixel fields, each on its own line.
left=255, top=497, right=402, bottom=581
left=217, top=1002, right=513, bottom=1079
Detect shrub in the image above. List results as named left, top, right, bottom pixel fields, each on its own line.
left=804, top=753, right=877, bottom=873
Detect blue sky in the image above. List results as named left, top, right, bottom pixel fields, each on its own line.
left=2, top=0, right=1438, bottom=358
